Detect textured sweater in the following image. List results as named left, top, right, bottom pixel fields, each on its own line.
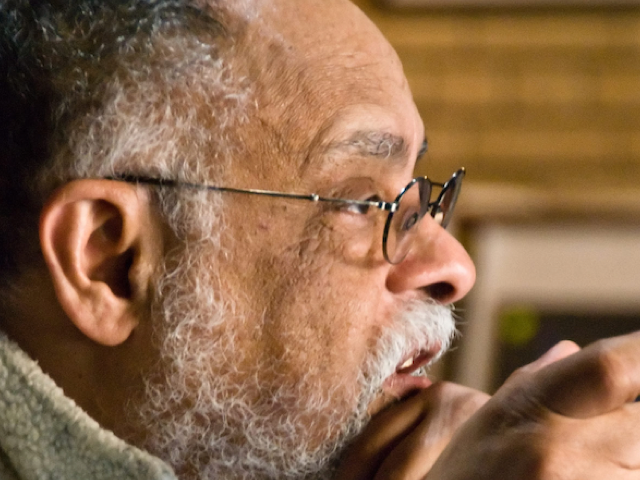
left=0, top=333, right=177, bottom=480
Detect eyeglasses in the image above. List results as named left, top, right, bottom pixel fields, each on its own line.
left=105, top=167, right=465, bottom=264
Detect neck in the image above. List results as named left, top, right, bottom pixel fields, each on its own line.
left=1, top=267, right=120, bottom=430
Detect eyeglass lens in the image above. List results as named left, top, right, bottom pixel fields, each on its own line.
left=383, top=170, right=464, bottom=264
left=432, top=170, right=463, bottom=229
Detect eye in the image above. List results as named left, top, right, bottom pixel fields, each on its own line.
left=395, top=205, right=421, bottom=233
left=342, top=195, right=382, bottom=216
left=401, top=210, right=420, bottom=231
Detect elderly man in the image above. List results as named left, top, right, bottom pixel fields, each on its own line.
left=1, top=0, right=639, bottom=479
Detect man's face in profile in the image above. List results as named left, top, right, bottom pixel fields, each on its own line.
left=114, top=0, right=475, bottom=478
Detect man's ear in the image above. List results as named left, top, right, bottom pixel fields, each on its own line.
left=39, top=179, right=162, bottom=346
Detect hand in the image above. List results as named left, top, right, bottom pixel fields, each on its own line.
left=427, top=333, right=640, bottom=480
left=334, top=382, right=490, bottom=480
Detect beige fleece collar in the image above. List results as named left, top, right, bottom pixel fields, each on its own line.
left=0, top=333, right=177, bottom=480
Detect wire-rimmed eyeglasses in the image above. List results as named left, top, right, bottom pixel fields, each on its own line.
left=105, top=168, right=465, bottom=264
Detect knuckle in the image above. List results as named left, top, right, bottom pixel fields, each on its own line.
left=588, top=339, right=633, bottom=396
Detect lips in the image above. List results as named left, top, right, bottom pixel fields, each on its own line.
left=395, top=347, right=439, bottom=375
left=380, top=344, right=442, bottom=400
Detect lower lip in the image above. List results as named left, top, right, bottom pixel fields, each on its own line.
left=382, top=372, right=433, bottom=399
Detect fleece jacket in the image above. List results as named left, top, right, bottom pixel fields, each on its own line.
left=0, top=332, right=177, bottom=480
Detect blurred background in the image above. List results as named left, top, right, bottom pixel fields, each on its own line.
left=353, top=0, right=640, bottom=392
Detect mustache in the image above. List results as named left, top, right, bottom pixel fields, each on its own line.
left=358, top=299, right=457, bottom=400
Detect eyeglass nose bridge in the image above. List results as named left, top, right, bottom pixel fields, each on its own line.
left=429, top=168, right=465, bottom=229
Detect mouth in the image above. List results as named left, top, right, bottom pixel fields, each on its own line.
left=395, top=346, right=439, bottom=375
left=374, top=343, right=442, bottom=408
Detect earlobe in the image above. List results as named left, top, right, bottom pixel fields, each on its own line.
left=40, top=180, right=159, bottom=346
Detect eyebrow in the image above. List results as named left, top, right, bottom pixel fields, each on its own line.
left=323, top=130, right=409, bottom=162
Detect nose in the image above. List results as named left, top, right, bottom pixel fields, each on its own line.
left=385, top=217, right=476, bottom=304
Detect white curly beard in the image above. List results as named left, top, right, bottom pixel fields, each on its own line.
left=130, top=244, right=456, bottom=480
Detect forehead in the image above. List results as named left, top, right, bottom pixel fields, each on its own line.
left=228, top=0, right=424, bottom=183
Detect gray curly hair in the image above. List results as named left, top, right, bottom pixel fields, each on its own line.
left=0, top=0, right=253, bottom=286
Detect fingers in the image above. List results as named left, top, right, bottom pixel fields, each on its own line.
left=516, top=340, right=581, bottom=374
left=373, top=385, right=489, bottom=480
left=522, top=402, right=640, bottom=479
left=335, top=388, right=433, bottom=480
left=529, top=332, right=640, bottom=419
left=334, top=382, right=489, bottom=480
left=338, top=332, right=640, bottom=480
left=425, top=391, right=640, bottom=480
left=423, top=333, right=640, bottom=480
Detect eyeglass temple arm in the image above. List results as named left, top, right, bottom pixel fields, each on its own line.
left=104, top=174, right=398, bottom=212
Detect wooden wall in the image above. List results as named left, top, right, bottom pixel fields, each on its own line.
left=352, top=1, right=640, bottom=200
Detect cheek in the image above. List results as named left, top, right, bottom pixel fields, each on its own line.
left=224, top=203, right=393, bottom=403
left=318, top=213, right=383, bottom=265
left=258, top=234, right=388, bottom=400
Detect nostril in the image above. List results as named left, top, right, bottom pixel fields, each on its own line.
left=426, top=282, right=455, bottom=303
